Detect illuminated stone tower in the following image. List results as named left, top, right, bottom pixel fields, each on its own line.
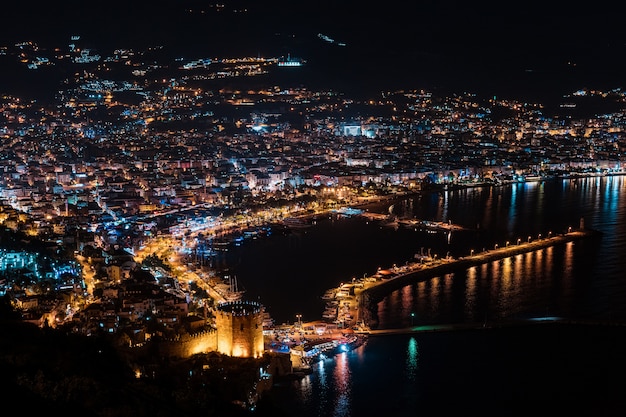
left=215, top=300, right=265, bottom=358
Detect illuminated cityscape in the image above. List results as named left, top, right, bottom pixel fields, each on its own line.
left=2, top=2, right=626, bottom=416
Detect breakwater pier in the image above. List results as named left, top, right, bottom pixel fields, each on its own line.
left=320, top=227, right=600, bottom=331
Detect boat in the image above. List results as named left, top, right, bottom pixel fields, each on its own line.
left=297, top=339, right=339, bottom=360
left=321, top=289, right=336, bottom=300
left=352, top=321, right=371, bottom=334
left=399, top=218, right=467, bottom=232
left=322, top=307, right=337, bottom=320
left=296, top=334, right=366, bottom=363
left=282, top=217, right=313, bottom=229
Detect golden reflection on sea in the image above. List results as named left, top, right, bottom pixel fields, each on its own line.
left=374, top=229, right=591, bottom=328
left=332, top=352, right=351, bottom=417
left=465, top=266, right=477, bottom=321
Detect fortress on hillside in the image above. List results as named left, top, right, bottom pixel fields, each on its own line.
left=215, top=300, right=265, bottom=358
left=134, top=300, right=266, bottom=360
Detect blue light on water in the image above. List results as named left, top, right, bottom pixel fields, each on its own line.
left=406, top=337, right=419, bottom=382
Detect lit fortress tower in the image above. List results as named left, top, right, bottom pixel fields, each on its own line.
left=215, top=300, right=264, bottom=358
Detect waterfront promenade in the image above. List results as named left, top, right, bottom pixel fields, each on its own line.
left=329, top=227, right=600, bottom=331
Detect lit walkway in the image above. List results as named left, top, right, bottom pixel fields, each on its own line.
left=357, top=229, right=596, bottom=296
left=348, top=228, right=599, bottom=329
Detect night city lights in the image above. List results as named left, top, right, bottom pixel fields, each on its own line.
left=1, top=1, right=626, bottom=416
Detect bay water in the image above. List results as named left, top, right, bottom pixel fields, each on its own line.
left=220, top=176, right=626, bottom=416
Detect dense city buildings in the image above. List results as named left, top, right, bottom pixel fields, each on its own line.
left=2, top=31, right=626, bottom=333
left=2, top=27, right=626, bottom=414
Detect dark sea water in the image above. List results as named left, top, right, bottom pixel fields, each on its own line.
left=216, top=176, right=626, bottom=416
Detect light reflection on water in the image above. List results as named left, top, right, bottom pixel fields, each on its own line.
left=224, top=177, right=625, bottom=327
left=261, top=176, right=626, bottom=417
left=296, top=352, right=355, bottom=417
left=464, top=266, right=477, bottom=321
left=331, top=353, right=351, bottom=417
left=405, top=337, right=419, bottom=381
left=403, top=337, right=419, bottom=412
left=375, top=241, right=579, bottom=328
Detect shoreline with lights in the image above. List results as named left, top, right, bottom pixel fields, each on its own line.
left=313, top=224, right=599, bottom=333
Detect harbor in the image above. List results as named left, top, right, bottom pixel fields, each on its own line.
left=263, top=219, right=599, bottom=375
left=264, top=223, right=599, bottom=377
left=264, top=317, right=367, bottom=374
left=315, top=223, right=599, bottom=333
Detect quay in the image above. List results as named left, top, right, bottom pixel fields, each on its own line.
left=270, top=224, right=600, bottom=377
left=319, top=226, right=600, bottom=331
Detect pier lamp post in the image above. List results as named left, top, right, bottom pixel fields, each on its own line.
left=528, top=236, right=531, bottom=243
left=548, top=231, right=552, bottom=238
left=568, top=226, right=572, bottom=233
left=538, top=233, right=541, bottom=240
left=517, top=238, right=521, bottom=245
left=506, top=241, right=509, bottom=247
left=411, top=312, right=415, bottom=326
left=470, top=249, right=474, bottom=256
left=494, top=244, right=498, bottom=250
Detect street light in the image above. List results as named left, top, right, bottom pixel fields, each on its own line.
left=470, top=249, right=474, bottom=256
left=517, top=238, right=521, bottom=245
left=296, top=314, right=302, bottom=327
left=410, top=312, right=415, bottom=326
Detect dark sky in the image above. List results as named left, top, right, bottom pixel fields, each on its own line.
left=5, top=1, right=623, bottom=51
left=2, top=1, right=625, bottom=101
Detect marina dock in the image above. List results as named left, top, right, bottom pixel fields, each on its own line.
left=319, top=227, right=600, bottom=331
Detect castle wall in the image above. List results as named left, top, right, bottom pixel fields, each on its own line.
left=157, top=329, right=218, bottom=358
left=131, top=301, right=266, bottom=359
left=216, top=301, right=265, bottom=358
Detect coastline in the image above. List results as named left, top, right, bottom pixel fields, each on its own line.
left=350, top=172, right=626, bottom=214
